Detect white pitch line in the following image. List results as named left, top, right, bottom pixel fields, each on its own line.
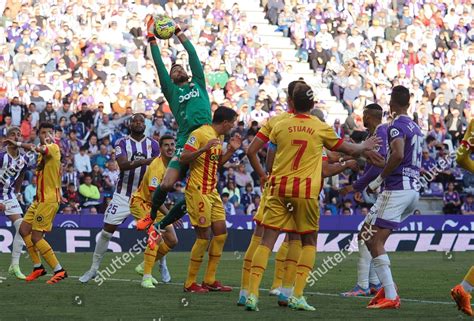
left=69, top=276, right=467, bottom=306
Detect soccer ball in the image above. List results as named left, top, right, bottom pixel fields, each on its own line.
left=154, top=15, right=176, bottom=40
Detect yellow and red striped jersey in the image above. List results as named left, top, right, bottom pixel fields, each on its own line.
left=36, top=143, right=61, bottom=203
left=132, top=156, right=166, bottom=204
left=184, top=125, right=223, bottom=194
left=269, top=114, right=342, bottom=199
left=256, top=111, right=293, bottom=143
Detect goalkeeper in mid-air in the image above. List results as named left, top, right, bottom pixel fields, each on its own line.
left=136, top=15, right=212, bottom=239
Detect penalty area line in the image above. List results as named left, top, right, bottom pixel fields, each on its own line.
left=69, top=276, right=462, bottom=306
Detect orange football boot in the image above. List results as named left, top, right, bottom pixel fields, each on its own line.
left=25, top=266, right=47, bottom=282
left=47, top=269, right=68, bottom=284
left=451, top=284, right=473, bottom=316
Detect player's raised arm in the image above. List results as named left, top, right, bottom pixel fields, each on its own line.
left=175, top=25, right=205, bottom=86
left=219, top=134, right=242, bottom=166
left=146, top=15, right=175, bottom=100
left=329, top=135, right=380, bottom=158
left=180, top=135, right=219, bottom=165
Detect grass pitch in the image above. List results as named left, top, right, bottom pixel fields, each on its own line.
left=0, top=251, right=471, bottom=321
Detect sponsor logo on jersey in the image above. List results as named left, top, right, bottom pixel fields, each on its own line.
left=131, top=152, right=146, bottom=161
left=179, top=88, right=200, bottom=103
left=209, top=153, right=220, bottom=161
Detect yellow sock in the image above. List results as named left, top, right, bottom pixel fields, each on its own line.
left=23, top=234, right=41, bottom=265
left=156, top=241, right=172, bottom=261
left=271, top=241, right=289, bottom=290
left=241, top=235, right=261, bottom=291
left=143, top=244, right=159, bottom=275
left=185, top=238, right=209, bottom=288
left=464, top=266, right=474, bottom=286
left=249, top=245, right=271, bottom=297
left=293, top=245, right=316, bottom=297
left=35, top=239, right=59, bottom=269
left=204, top=234, right=227, bottom=284
left=282, top=240, right=302, bottom=288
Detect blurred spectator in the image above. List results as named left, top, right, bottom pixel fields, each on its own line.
left=462, top=194, right=474, bottom=215
left=222, top=192, right=236, bottom=216
left=79, top=174, right=100, bottom=208
left=74, top=146, right=92, bottom=175
left=23, top=176, right=36, bottom=207
left=443, top=182, right=461, bottom=214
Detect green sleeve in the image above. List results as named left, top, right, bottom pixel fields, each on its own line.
left=150, top=44, right=175, bottom=100
left=182, top=40, right=205, bottom=87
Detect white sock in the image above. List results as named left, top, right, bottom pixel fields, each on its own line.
left=143, top=274, right=152, bottom=279
left=34, top=263, right=42, bottom=268
left=369, top=261, right=380, bottom=285
left=239, top=289, right=248, bottom=298
left=91, top=230, right=113, bottom=271
left=11, top=219, right=24, bottom=266
left=461, top=280, right=473, bottom=293
left=356, top=242, right=371, bottom=289
left=53, top=264, right=62, bottom=272
left=281, top=287, right=293, bottom=297
left=373, top=254, right=397, bottom=300
left=160, top=256, right=167, bottom=267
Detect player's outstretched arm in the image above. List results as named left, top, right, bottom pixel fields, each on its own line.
left=333, top=135, right=381, bottom=158
left=219, top=134, right=242, bottom=167
left=322, top=159, right=359, bottom=178
left=175, top=25, right=205, bottom=85
left=146, top=15, right=174, bottom=99
left=368, top=138, right=404, bottom=192
left=116, top=155, right=154, bottom=171
left=180, top=138, right=220, bottom=165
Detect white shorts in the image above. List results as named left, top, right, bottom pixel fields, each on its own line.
left=365, top=189, right=419, bottom=229
left=103, top=193, right=131, bottom=226
left=1, top=198, right=23, bottom=216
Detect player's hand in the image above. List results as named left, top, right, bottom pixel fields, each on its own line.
left=173, top=21, right=182, bottom=35
left=340, top=185, right=353, bottom=196
left=345, top=159, right=359, bottom=172
left=202, top=138, right=220, bottom=152
left=3, top=138, right=16, bottom=147
left=0, top=203, right=5, bottom=211
left=145, top=14, right=156, bottom=39
left=354, top=191, right=363, bottom=202
left=362, top=136, right=381, bottom=152
left=173, top=219, right=184, bottom=229
left=364, top=150, right=385, bottom=168
left=229, top=134, right=242, bottom=151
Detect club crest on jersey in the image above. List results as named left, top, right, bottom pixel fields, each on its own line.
left=36, top=215, right=43, bottom=222
left=115, top=146, right=122, bottom=155
left=131, top=152, right=146, bottom=161
left=390, top=128, right=400, bottom=138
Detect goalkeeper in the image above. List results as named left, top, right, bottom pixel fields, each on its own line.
left=137, top=15, right=212, bottom=236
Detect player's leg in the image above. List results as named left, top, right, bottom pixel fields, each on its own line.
left=149, top=162, right=180, bottom=221
left=80, top=193, right=129, bottom=283
left=19, top=211, right=44, bottom=280
left=341, top=222, right=380, bottom=297
left=30, top=203, right=66, bottom=284
left=202, top=219, right=230, bottom=291
left=270, top=233, right=289, bottom=296
left=7, top=210, right=26, bottom=279
left=279, top=232, right=301, bottom=306
left=246, top=196, right=290, bottom=311
left=238, top=224, right=264, bottom=305
left=451, top=266, right=474, bottom=316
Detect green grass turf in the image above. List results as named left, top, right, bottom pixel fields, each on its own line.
left=0, top=251, right=471, bottom=321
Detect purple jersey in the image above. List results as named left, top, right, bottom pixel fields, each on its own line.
left=0, top=150, right=35, bottom=200
left=114, top=136, right=159, bottom=197
left=444, top=191, right=460, bottom=204
left=353, top=123, right=388, bottom=192
left=462, top=201, right=474, bottom=213
left=385, top=115, right=423, bottom=191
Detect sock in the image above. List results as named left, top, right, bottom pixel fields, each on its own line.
left=143, top=243, right=159, bottom=276
left=240, top=235, right=261, bottom=291
left=373, top=254, right=397, bottom=299
left=150, top=185, right=168, bottom=220
left=184, top=238, right=209, bottom=288
left=23, top=234, right=41, bottom=266
left=91, top=230, right=113, bottom=272
left=159, top=255, right=167, bottom=265
left=369, top=262, right=380, bottom=285
left=357, top=242, right=372, bottom=289
left=157, top=243, right=171, bottom=261
left=461, top=266, right=474, bottom=292
left=11, top=219, right=24, bottom=266
left=35, top=239, right=59, bottom=270
left=282, top=240, right=302, bottom=290
left=156, top=199, right=186, bottom=228
left=204, top=234, right=227, bottom=284
left=271, top=241, right=289, bottom=290
left=248, top=245, right=271, bottom=297
left=293, top=245, right=316, bottom=297
left=53, top=264, right=63, bottom=272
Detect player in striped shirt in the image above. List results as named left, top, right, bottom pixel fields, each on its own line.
left=245, top=83, right=379, bottom=312
left=80, top=114, right=160, bottom=283
left=1, top=127, right=35, bottom=280
left=180, top=107, right=241, bottom=293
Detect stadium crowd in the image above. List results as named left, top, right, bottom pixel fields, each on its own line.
left=0, top=0, right=472, bottom=216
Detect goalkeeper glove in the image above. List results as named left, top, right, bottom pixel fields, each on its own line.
left=146, top=15, right=156, bottom=42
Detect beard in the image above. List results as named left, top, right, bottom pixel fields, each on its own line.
left=174, top=74, right=189, bottom=83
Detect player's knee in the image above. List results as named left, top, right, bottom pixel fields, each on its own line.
left=31, top=233, right=42, bottom=244
left=166, top=235, right=178, bottom=248
left=18, top=221, right=30, bottom=237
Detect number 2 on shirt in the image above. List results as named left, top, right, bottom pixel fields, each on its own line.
left=291, top=140, right=308, bottom=170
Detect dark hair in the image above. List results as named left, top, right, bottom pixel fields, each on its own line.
left=292, top=83, right=314, bottom=112
left=38, top=122, right=54, bottom=131
left=390, top=85, right=410, bottom=108
left=287, top=80, right=306, bottom=98
left=131, top=113, right=145, bottom=121
left=426, top=135, right=436, bottom=144
left=159, top=134, right=175, bottom=146
left=212, top=106, right=237, bottom=124
left=364, top=103, right=383, bottom=120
